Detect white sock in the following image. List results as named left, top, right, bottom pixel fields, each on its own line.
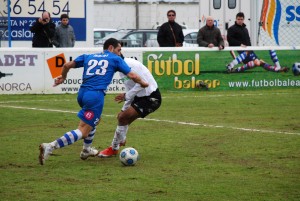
left=230, top=51, right=247, bottom=68
left=83, top=127, right=96, bottom=149
left=269, top=50, right=281, bottom=68
left=111, top=125, right=128, bottom=150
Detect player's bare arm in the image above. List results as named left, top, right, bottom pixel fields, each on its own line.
left=126, top=71, right=148, bottom=88
left=53, top=60, right=76, bottom=86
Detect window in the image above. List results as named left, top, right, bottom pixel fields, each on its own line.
left=213, top=0, right=221, bottom=9
left=146, top=32, right=157, bottom=40
left=94, top=31, right=101, bottom=38
left=103, top=31, right=116, bottom=37
left=184, top=32, right=198, bottom=44
left=145, top=32, right=159, bottom=47
left=124, top=33, right=143, bottom=47
left=228, top=0, right=236, bottom=9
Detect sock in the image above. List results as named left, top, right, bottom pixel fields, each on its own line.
left=235, top=61, right=255, bottom=72
left=50, top=129, right=83, bottom=149
left=83, top=127, right=96, bottom=149
left=111, top=125, right=128, bottom=150
left=262, top=64, right=279, bottom=72
left=269, top=50, right=281, bottom=68
left=229, top=52, right=247, bottom=68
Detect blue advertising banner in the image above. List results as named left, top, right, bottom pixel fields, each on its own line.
left=0, top=0, right=86, bottom=41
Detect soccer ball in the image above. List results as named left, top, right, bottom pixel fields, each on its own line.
left=119, top=147, right=139, bottom=166
left=292, top=62, right=300, bottom=76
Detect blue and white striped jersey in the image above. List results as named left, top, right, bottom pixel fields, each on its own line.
left=74, top=50, right=131, bottom=90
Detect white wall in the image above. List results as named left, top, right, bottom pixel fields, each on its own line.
left=93, top=2, right=200, bottom=29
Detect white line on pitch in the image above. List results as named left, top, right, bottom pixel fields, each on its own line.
left=0, top=91, right=296, bottom=103
left=0, top=104, right=299, bottom=136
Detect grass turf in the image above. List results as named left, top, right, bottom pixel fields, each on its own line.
left=0, top=89, right=299, bottom=201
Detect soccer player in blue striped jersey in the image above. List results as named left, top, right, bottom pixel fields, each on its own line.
left=39, top=38, right=148, bottom=165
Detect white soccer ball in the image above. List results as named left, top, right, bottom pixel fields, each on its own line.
left=292, top=62, right=300, bottom=76
left=119, top=147, right=139, bottom=166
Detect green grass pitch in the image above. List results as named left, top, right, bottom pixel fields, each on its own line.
left=0, top=89, right=299, bottom=200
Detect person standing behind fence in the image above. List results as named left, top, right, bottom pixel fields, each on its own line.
left=52, top=14, right=76, bottom=47
left=197, top=16, right=224, bottom=50
left=30, top=11, right=56, bottom=48
left=157, top=10, right=184, bottom=47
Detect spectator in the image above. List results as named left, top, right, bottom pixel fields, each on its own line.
left=30, top=11, right=56, bottom=48
left=227, top=12, right=251, bottom=48
left=197, top=16, right=224, bottom=50
left=157, top=10, right=184, bottom=47
left=226, top=12, right=288, bottom=73
left=52, top=14, right=76, bottom=47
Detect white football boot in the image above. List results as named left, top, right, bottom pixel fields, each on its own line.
left=80, top=147, right=99, bottom=160
left=39, top=143, right=54, bottom=165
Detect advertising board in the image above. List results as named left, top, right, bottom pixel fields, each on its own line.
left=0, top=47, right=299, bottom=94
left=0, top=0, right=86, bottom=41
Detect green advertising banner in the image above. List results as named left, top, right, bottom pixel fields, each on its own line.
left=143, top=50, right=300, bottom=91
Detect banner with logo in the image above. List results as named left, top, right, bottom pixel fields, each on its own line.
left=259, top=0, right=300, bottom=46
left=0, top=49, right=126, bottom=94
left=143, top=50, right=300, bottom=91
left=0, top=50, right=44, bottom=94
left=0, top=0, right=86, bottom=41
left=45, top=50, right=131, bottom=94
left=0, top=47, right=299, bottom=94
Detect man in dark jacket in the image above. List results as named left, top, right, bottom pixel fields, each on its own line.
left=197, top=16, right=224, bottom=50
left=157, top=10, right=184, bottom=47
left=226, top=12, right=288, bottom=73
left=227, top=12, right=251, bottom=47
left=30, top=11, right=56, bottom=48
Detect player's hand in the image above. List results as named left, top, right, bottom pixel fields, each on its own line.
left=38, top=18, right=48, bottom=25
left=208, top=43, right=214, bottom=48
left=115, top=93, right=125, bottom=103
left=53, top=75, right=65, bottom=87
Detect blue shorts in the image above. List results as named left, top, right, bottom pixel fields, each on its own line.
left=77, top=88, right=105, bottom=127
left=237, top=51, right=258, bottom=64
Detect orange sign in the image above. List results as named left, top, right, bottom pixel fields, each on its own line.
left=47, top=53, right=66, bottom=78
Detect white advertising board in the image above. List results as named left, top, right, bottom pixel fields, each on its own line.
left=0, top=49, right=44, bottom=94
left=0, top=48, right=143, bottom=94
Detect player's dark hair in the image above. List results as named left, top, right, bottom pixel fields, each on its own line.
left=167, top=10, right=176, bottom=16
left=236, top=12, right=244, bottom=19
left=103, top=38, right=120, bottom=50
left=60, top=14, right=69, bottom=20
